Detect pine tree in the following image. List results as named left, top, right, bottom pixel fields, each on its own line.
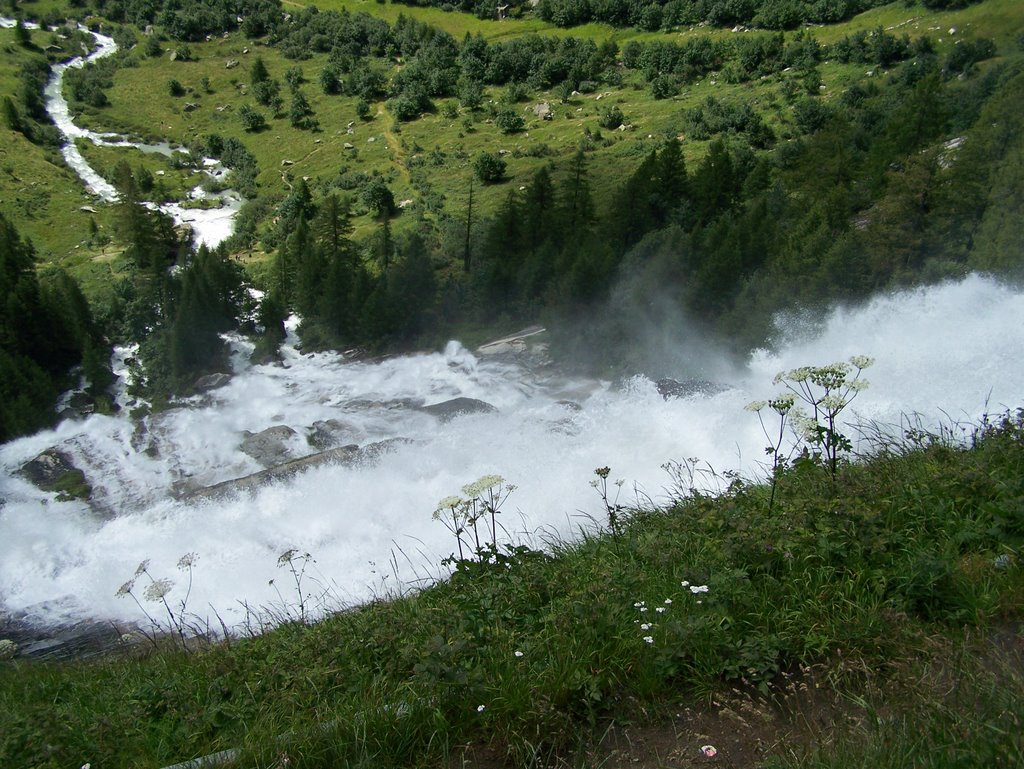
left=563, top=150, right=595, bottom=232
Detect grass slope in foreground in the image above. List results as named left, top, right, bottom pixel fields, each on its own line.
left=1, top=408, right=1022, bottom=768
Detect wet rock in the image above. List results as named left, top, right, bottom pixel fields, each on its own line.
left=131, top=420, right=160, bottom=458
left=193, top=372, right=231, bottom=392
left=655, top=378, right=728, bottom=400
left=240, top=425, right=299, bottom=467
left=307, top=418, right=360, bottom=450
left=58, top=391, right=95, bottom=421
left=19, top=449, right=91, bottom=501
left=344, top=397, right=422, bottom=412
left=187, top=439, right=410, bottom=502
left=477, top=326, right=548, bottom=360
left=0, top=615, right=124, bottom=661
left=420, top=397, right=497, bottom=423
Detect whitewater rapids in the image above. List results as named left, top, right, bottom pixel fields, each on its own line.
left=0, top=274, right=1022, bottom=631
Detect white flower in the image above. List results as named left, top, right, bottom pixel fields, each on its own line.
left=640, top=606, right=648, bottom=612
left=745, top=400, right=767, bottom=413
left=769, top=394, right=796, bottom=415
left=0, top=639, right=17, bottom=660
left=664, top=598, right=673, bottom=604
left=143, top=578, right=173, bottom=602
left=656, top=606, right=666, bottom=613
left=462, top=475, right=504, bottom=498
left=681, top=580, right=689, bottom=587
left=689, top=585, right=709, bottom=594
left=514, top=650, right=524, bottom=657
left=640, top=623, right=652, bottom=630
left=849, top=355, right=874, bottom=370
left=433, top=495, right=465, bottom=520
left=477, top=704, right=486, bottom=712
left=820, top=394, right=847, bottom=413
left=696, top=600, right=703, bottom=605
left=115, top=579, right=135, bottom=597
left=134, top=559, right=150, bottom=577
left=633, top=601, right=645, bottom=607
left=177, top=552, right=198, bottom=571
left=642, top=636, right=654, bottom=644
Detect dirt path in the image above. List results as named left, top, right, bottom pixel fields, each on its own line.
left=378, top=107, right=410, bottom=185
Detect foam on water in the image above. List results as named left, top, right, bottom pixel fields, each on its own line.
left=1, top=275, right=1022, bottom=630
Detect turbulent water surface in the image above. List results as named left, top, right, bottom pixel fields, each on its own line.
left=1, top=275, right=1022, bottom=631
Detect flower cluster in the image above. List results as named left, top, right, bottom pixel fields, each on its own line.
left=682, top=580, right=710, bottom=604
left=433, top=474, right=517, bottom=562
left=0, top=638, right=17, bottom=660
left=633, top=597, right=677, bottom=645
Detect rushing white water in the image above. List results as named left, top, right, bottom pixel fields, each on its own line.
left=1, top=274, right=1022, bottom=631
left=1, top=17, right=243, bottom=247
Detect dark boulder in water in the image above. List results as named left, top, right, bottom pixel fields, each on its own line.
left=193, top=372, right=232, bottom=392
left=420, top=397, right=498, bottom=422
left=307, top=418, right=361, bottom=450
left=18, top=449, right=91, bottom=501
left=0, top=615, right=124, bottom=661
left=240, top=425, right=299, bottom=467
left=655, top=378, right=728, bottom=400
left=186, top=438, right=411, bottom=502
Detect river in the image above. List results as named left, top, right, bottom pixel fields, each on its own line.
left=1, top=274, right=1023, bottom=633
left=1, top=16, right=242, bottom=247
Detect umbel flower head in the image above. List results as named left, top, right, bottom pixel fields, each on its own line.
left=462, top=474, right=505, bottom=498
left=143, top=578, right=174, bottom=602
left=433, top=495, right=466, bottom=520
left=177, top=552, right=198, bottom=571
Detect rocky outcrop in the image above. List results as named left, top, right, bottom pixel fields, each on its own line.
left=307, top=418, right=360, bottom=450
left=240, top=425, right=299, bottom=467
left=187, top=439, right=410, bottom=502
left=0, top=616, right=124, bottom=661
left=655, top=378, right=729, bottom=400
left=420, top=397, right=497, bottom=422
left=18, top=449, right=91, bottom=501
left=193, top=372, right=231, bottom=392
left=477, top=325, right=547, bottom=358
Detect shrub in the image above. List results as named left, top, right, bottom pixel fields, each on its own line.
left=494, top=107, right=525, bottom=134
left=598, top=105, right=624, bottom=129
left=238, top=104, right=267, bottom=132
left=474, top=152, right=506, bottom=184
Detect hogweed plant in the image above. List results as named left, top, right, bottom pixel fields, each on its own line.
left=270, top=549, right=328, bottom=624
left=116, top=553, right=198, bottom=649
left=591, top=466, right=627, bottom=536
left=745, top=394, right=796, bottom=511
left=748, top=356, right=873, bottom=492
left=433, top=474, right=517, bottom=565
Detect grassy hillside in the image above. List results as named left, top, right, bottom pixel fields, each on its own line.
left=0, top=25, right=121, bottom=286
left=4, top=0, right=1020, bottom=289
left=1, top=409, right=1022, bottom=767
